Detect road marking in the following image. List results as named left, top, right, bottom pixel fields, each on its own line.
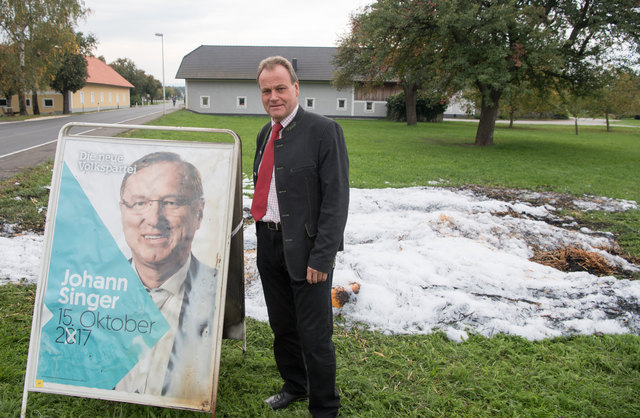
left=73, top=110, right=165, bottom=135
left=0, top=139, right=58, bottom=160
left=0, top=109, right=166, bottom=159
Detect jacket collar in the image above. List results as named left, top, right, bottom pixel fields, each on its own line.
left=282, top=106, right=304, bottom=135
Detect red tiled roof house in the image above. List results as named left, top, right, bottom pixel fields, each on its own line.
left=70, top=57, right=135, bottom=113
left=2, top=57, right=134, bottom=115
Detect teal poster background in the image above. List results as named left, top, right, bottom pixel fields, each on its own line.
left=36, top=163, right=169, bottom=390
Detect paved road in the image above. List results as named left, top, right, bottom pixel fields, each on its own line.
left=0, top=103, right=181, bottom=180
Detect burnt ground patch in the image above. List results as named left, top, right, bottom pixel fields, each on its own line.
left=454, top=184, right=640, bottom=279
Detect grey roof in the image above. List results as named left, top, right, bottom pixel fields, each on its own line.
left=175, top=45, right=337, bottom=81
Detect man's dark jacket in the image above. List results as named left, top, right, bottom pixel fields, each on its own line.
left=253, top=107, right=349, bottom=280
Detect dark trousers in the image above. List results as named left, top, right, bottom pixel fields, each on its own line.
left=256, top=222, right=340, bottom=417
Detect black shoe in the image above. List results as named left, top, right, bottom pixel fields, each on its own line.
left=264, top=390, right=308, bottom=410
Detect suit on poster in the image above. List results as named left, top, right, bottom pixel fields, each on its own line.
left=252, top=57, right=349, bottom=418
left=116, top=256, right=218, bottom=398
left=115, top=151, right=219, bottom=401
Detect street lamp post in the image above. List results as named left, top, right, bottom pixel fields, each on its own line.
left=155, top=33, right=166, bottom=115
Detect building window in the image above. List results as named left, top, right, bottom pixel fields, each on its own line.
left=43, top=98, right=54, bottom=108
left=337, top=98, right=347, bottom=110
left=90, top=92, right=95, bottom=103
left=365, top=101, right=374, bottom=112
left=79, top=92, right=84, bottom=104
left=100, top=92, right=104, bottom=103
left=0, top=98, right=7, bottom=106
left=26, top=98, right=31, bottom=107
left=305, top=98, right=315, bottom=109
left=122, top=93, right=126, bottom=103
left=236, top=96, right=247, bottom=109
left=108, top=92, right=113, bottom=103
left=200, top=96, right=210, bottom=108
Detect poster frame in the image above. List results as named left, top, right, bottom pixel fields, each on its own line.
left=21, top=122, right=244, bottom=416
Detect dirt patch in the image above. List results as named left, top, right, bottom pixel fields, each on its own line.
left=455, top=184, right=639, bottom=278
left=455, top=184, right=636, bottom=213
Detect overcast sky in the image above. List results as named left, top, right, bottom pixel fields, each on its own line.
left=76, top=0, right=373, bottom=87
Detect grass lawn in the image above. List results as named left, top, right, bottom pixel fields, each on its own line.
left=2, top=285, right=639, bottom=417
left=613, top=118, right=640, bottom=127
left=133, top=110, right=640, bottom=201
left=1, top=111, right=639, bottom=416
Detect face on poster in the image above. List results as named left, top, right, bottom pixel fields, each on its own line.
left=31, top=136, right=234, bottom=410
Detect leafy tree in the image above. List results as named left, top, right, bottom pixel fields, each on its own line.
left=441, top=0, right=640, bottom=145
left=585, top=68, right=640, bottom=130
left=0, top=0, right=88, bottom=115
left=50, top=54, right=87, bottom=114
left=500, top=84, right=528, bottom=128
left=110, top=58, right=138, bottom=85
left=337, top=0, right=640, bottom=145
left=610, top=70, right=640, bottom=118
left=144, top=73, right=162, bottom=103
left=498, top=82, right=563, bottom=125
left=49, top=32, right=95, bottom=114
left=164, top=86, right=175, bottom=100
left=434, top=1, right=558, bottom=144
left=334, top=0, right=449, bottom=126
left=552, top=83, right=591, bottom=135
left=0, top=43, right=20, bottom=106
left=110, top=58, right=161, bottom=105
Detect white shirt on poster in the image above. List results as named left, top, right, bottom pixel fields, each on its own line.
left=114, top=257, right=190, bottom=395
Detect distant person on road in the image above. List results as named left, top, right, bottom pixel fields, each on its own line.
left=172, top=97, right=176, bottom=106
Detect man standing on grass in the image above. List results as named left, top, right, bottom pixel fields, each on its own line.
left=251, top=56, right=349, bottom=417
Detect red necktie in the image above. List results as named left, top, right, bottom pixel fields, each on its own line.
left=251, top=122, right=282, bottom=221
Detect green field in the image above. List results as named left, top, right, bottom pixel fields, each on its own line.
left=134, top=111, right=640, bottom=201
left=613, top=118, right=640, bottom=127
left=1, top=111, right=639, bottom=416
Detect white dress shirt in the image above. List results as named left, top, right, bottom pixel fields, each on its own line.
left=261, top=105, right=299, bottom=223
left=115, top=257, right=190, bottom=395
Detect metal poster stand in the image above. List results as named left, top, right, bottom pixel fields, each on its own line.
left=21, top=123, right=245, bottom=417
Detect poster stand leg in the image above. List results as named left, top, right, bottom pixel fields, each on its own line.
left=20, top=388, right=28, bottom=418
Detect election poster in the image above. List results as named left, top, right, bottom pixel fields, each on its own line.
left=23, top=124, right=241, bottom=413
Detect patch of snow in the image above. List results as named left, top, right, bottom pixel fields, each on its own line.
left=3, top=186, right=639, bottom=342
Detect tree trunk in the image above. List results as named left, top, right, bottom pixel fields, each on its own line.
left=574, top=116, right=578, bottom=135
left=474, top=84, right=502, bottom=146
left=605, top=111, right=610, bottom=132
left=18, top=91, right=27, bottom=115
left=32, top=91, right=40, bottom=115
left=509, top=110, right=514, bottom=128
left=62, top=90, right=70, bottom=114
left=403, top=83, right=418, bottom=126
left=18, top=42, right=27, bottom=115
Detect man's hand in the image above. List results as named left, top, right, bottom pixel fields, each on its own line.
left=306, top=267, right=328, bottom=284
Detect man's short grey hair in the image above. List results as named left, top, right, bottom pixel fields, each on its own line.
left=120, top=151, right=203, bottom=200
left=256, top=56, right=298, bottom=84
